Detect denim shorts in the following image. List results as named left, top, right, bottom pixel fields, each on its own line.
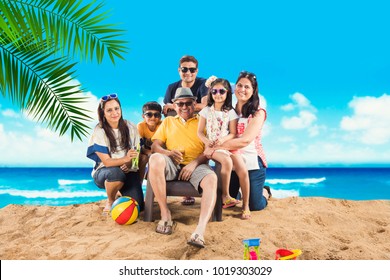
left=93, top=166, right=126, bottom=189
left=93, top=166, right=144, bottom=211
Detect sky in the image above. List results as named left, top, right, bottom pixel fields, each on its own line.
left=0, top=0, right=389, bottom=167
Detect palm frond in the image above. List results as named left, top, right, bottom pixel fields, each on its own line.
left=0, top=0, right=129, bottom=141
left=0, top=40, right=93, bottom=141
left=0, top=0, right=128, bottom=140
left=2, top=0, right=129, bottom=64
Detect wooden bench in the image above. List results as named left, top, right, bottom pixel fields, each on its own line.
left=143, top=162, right=223, bottom=222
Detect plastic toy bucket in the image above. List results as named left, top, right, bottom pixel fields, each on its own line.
left=243, top=238, right=260, bottom=260
left=275, top=249, right=302, bottom=260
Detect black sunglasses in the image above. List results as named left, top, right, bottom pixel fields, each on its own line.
left=180, top=67, right=197, bottom=73
left=240, top=71, right=256, bottom=79
left=175, top=101, right=194, bottom=107
left=211, top=88, right=227, bottom=95
left=144, top=112, right=161, bottom=118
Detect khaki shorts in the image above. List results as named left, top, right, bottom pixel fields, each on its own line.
left=161, top=154, right=214, bottom=193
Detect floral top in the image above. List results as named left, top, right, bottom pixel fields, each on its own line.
left=199, top=105, right=238, bottom=141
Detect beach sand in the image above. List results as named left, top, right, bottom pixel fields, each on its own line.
left=1, top=197, right=389, bottom=260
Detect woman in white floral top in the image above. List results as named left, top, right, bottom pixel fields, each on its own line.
left=197, top=78, right=251, bottom=219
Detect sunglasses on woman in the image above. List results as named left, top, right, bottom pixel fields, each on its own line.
left=100, top=93, right=118, bottom=101
left=144, top=112, right=162, bottom=118
left=211, top=88, right=227, bottom=95
left=180, top=67, right=197, bottom=73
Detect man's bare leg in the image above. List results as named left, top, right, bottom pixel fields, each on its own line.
left=148, top=153, right=171, bottom=221
left=190, top=173, right=217, bottom=244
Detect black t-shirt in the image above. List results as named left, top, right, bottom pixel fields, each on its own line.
left=163, top=77, right=208, bottom=104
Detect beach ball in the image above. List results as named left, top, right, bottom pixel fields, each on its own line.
left=111, top=196, right=140, bottom=225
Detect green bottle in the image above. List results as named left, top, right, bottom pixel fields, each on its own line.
left=131, top=143, right=140, bottom=169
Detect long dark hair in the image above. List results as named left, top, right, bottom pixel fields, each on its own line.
left=235, top=71, right=259, bottom=118
left=97, top=98, right=130, bottom=153
left=206, top=78, right=233, bottom=111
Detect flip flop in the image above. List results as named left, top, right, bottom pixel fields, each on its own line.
left=187, top=233, right=205, bottom=248
left=241, top=210, right=251, bottom=220
left=155, top=220, right=176, bottom=235
left=102, top=207, right=111, bottom=216
left=182, top=196, right=195, bottom=206
left=222, top=198, right=240, bottom=209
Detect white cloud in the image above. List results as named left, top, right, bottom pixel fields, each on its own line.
left=83, top=91, right=100, bottom=121
left=340, top=94, right=390, bottom=145
left=259, top=95, right=267, bottom=109
left=0, top=124, right=4, bottom=141
left=280, top=103, right=294, bottom=111
left=266, top=139, right=390, bottom=166
left=0, top=122, right=91, bottom=167
left=280, top=93, right=319, bottom=137
left=1, top=109, right=20, bottom=118
left=292, top=92, right=311, bottom=107
left=157, top=96, right=165, bottom=106
left=308, top=124, right=320, bottom=137
left=262, top=121, right=271, bottom=137
left=276, top=136, right=295, bottom=143
left=281, top=110, right=317, bottom=129
left=281, top=92, right=314, bottom=111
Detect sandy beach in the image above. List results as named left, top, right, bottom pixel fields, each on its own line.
left=1, top=197, right=389, bottom=260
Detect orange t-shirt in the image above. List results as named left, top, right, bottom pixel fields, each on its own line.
left=137, top=121, right=162, bottom=150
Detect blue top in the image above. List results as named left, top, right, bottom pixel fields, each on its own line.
left=163, top=77, right=208, bottom=104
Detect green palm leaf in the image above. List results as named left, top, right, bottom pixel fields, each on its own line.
left=0, top=0, right=129, bottom=141
left=1, top=40, right=91, bottom=140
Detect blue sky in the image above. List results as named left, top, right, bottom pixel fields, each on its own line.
left=0, top=0, right=389, bottom=167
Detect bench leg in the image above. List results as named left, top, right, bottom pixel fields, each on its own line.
left=143, top=180, right=155, bottom=222
left=212, top=175, right=223, bottom=222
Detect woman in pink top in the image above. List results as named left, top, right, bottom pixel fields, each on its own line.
left=204, top=71, right=271, bottom=211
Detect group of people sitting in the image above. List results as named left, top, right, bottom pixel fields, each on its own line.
left=86, top=55, right=271, bottom=248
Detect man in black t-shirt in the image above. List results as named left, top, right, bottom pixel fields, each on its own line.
left=162, top=55, right=208, bottom=206
left=163, top=55, right=208, bottom=117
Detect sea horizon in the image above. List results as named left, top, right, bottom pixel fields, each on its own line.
left=1, top=167, right=389, bottom=209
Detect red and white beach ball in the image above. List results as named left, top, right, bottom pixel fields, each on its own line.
left=111, top=196, right=139, bottom=225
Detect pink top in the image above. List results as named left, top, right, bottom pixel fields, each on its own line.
left=236, top=108, right=268, bottom=168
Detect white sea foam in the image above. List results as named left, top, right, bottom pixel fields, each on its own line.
left=0, top=189, right=105, bottom=199
left=271, top=189, right=299, bottom=199
left=266, top=177, right=326, bottom=185
left=58, top=179, right=92, bottom=186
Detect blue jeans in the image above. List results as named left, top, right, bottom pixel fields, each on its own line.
left=229, top=156, right=267, bottom=211
left=93, top=166, right=144, bottom=211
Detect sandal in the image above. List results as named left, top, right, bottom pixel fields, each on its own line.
left=182, top=196, right=195, bottom=206
left=187, top=233, right=205, bottom=248
left=264, top=186, right=272, bottom=198
left=222, top=197, right=240, bottom=209
left=102, top=207, right=111, bottom=216
left=102, top=202, right=112, bottom=216
left=241, top=210, right=251, bottom=220
left=156, top=220, right=176, bottom=235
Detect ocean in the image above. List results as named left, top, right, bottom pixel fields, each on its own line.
left=0, top=167, right=389, bottom=209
